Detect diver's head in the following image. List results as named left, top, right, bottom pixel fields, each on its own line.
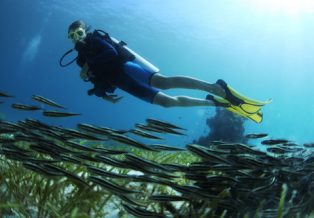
left=68, top=20, right=87, bottom=44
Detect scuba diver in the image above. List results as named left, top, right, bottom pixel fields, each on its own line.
left=60, top=20, right=271, bottom=123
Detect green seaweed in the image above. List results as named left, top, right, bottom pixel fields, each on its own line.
left=0, top=137, right=312, bottom=217
left=277, top=184, right=287, bottom=218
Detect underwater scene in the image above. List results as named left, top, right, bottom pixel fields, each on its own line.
left=1, top=0, right=314, bottom=217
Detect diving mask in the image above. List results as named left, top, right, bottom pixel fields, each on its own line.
left=68, top=27, right=86, bottom=43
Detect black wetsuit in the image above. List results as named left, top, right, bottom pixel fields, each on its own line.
left=75, top=31, right=159, bottom=103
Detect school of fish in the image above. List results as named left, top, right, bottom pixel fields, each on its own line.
left=1, top=91, right=314, bottom=217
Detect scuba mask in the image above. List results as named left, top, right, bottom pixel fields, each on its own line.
left=68, top=27, right=86, bottom=43
left=60, top=24, right=92, bottom=67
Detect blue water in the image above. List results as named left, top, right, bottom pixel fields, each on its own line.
left=1, top=0, right=314, bottom=145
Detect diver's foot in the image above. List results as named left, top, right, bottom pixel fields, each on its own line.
left=206, top=94, right=230, bottom=107
left=216, top=79, right=243, bottom=106
left=208, top=84, right=226, bottom=98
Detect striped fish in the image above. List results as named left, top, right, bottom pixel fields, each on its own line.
left=65, top=141, right=98, bottom=152
left=89, top=176, right=139, bottom=195
left=118, top=194, right=146, bottom=207
left=87, top=166, right=132, bottom=179
left=149, top=194, right=189, bottom=202
left=122, top=203, right=165, bottom=218
left=245, top=133, right=268, bottom=139
left=0, top=91, right=14, bottom=98
left=11, top=103, right=42, bottom=111
left=129, top=129, right=162, bottom=140
left=109, top=133, right=156, bottom=151
left=146, top=118, right=186, bottom=130
left=41, top=163, right=89, bottom=187
left=146, top=123, right=186, bottom=136
left=32, top=95, right=66, bottom=109
left=43, top=110, right=81, bottom=118
left=77, top=123, right=127, bottom=135
left=149, top=144, right=185, bottom=151
left=125, top=153, right=170, bottom=172
left=61, top=129, right=101, bottom=140
left=94, top=155, right=130, bottom=168
left=23, top=162, right=64, bottom=176
left=135, top=123, right=165, bottom=134
left=261, top=139, right=290, bottom=145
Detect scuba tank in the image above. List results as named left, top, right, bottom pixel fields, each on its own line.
left=109, top=36, right=159, bottom=74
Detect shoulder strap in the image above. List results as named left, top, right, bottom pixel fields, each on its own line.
left=94, top=30, right=113, bottom=43
left=93, top=29, right=135, bottom=62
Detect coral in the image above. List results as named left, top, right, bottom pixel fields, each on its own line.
left=194, top=108, right=247, bottom=145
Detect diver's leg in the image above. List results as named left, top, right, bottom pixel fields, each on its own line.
left=150, top=73, right=226, bottom=97
left=152, top=92, right=216, bottom=108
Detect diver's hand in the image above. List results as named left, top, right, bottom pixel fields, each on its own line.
left=80, top=63, right=89, bottom=81
left=103, top=95, right=123, bottom=104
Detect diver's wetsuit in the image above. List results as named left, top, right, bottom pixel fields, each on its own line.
left=75, top=31, right=159, bottom=103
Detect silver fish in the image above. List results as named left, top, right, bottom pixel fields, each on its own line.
left=135, top=123, right=165, bottom=134
left=65, top=141, right=98, bottom=152
left=117, top=194, right=146, bottom=207
left=93, top=147, right=128, bottom=155
left=304, top=143, right=314, bottom=148
left=23, top=119, right=52, bottom=130
left=43, top=110, right=81, bottom=118
left=186, top=144, right=231, bottom=164
left=146, top=118, right=186, bottom=130
left=129, top=129, right=162, bottom=140
left=252, top=176, right=276, bottom=192
left=29, top=144, right=59, bottom=158
left=0, top=121, right=25, bottom=132
left=61, top=129, right=101, bottom=140
left=87, top=166, right=132, bottom=179
left=32, top=95, right=66, bottom=109
left=261, top=139, right=290, bottom=145
left=149, top=194, right=189, bottom=202
left=266, top=147, right=292, bottom=154
left=11, top=103, right=42, bottom=111
left=122, top=203, right=165, bottom=218
left=125, top=153, right=170, bottom=172
left=0, top=147, right=30, bottom=161
left=149, top=144, right=185, bottom=151
left=245, top=133, right=268, bottom=139
left=147, top=123, right=186, bottom=136
left=109, top=133, right=155, bottom=151
left=89, top=176, right=139, bottom=195
left=41, top=163, right=89, bottom=187
left=74, top=153, right=100, bottom=163
left=95, top=155, right=130, bottom=168
left=77, top=123, right=112, bottom=136
left=123, top=159, right=177, bottom=179
left=0, top=91, right=14, bottom=98
left=22, top=162, right=63, bottom=177
left=40, top=140, right=77, bottom=154
left=58, top=154, right=85, bottom=165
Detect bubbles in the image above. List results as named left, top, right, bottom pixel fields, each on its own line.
left=21, top=34, right=42, bottom=64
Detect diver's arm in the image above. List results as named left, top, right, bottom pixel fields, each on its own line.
left=80, top=63, right=89, bottom=81
left=88, top=81, right=122, bottom=103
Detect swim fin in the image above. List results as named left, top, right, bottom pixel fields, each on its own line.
left=206, top=94, right=263, bottom=123
left=216, top=79, right=272, bottom=114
